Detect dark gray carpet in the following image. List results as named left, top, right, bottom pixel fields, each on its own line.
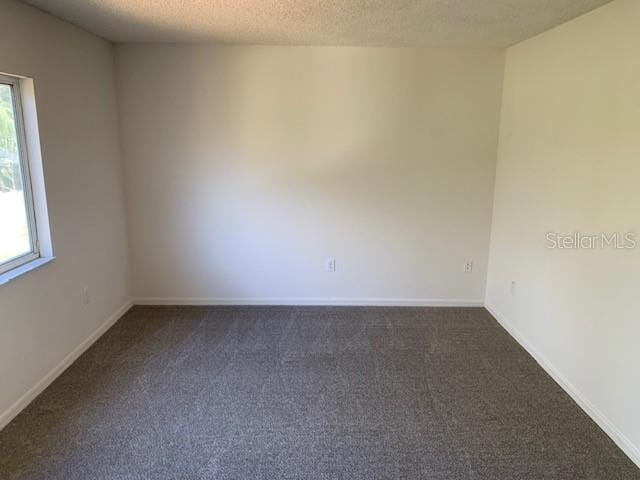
left=0, top=306, right=638, bottom=479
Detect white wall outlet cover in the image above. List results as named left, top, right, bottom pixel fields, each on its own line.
left=326, top=258, right=336, bottom=273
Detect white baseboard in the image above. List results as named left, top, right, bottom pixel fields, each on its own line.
left=0, top=299, right=133, bottom=431
left=485, top=302, right=640, bottom=469
left=133, top=297, right=485, bottom=307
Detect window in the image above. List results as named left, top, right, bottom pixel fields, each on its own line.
left=0, top=73, right=51, bottom=280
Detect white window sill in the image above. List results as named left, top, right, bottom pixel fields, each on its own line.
left=0, top=256, right=55, bottom=286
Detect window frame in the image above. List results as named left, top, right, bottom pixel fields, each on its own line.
left=0, top=73, right=41, bottom=276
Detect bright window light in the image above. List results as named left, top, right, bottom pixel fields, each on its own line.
left=0, top=73, right=50, bottom=279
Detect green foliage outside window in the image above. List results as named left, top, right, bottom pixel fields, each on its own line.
left=0, top=84, right=22, bottom=193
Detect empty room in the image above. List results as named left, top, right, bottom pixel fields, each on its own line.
left=0, top=0, right=638, bottom=478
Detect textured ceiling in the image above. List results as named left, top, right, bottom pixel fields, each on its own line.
left=22, top=0, right=612, bottom=46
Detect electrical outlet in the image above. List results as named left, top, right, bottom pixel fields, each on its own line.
left=510, top=281, right=516, bottom=296
left=463, top=261, right=473, bottom=273
left=83, top=287, right=90, bottom=305
left=326, top=258, right=336, bottom=273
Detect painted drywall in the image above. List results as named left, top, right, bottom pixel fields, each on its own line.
left=486, top=0, right=640, bottom=463
left=0, top=0, right=130, bottom=425
left=116, top=45, right=505, bottom=304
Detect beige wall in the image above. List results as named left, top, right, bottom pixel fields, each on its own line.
left=486, top=0, right=640, bottom=464
left=116, top=45, right=504, bottom=304
left=0, top=0, right=130, bottom=424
